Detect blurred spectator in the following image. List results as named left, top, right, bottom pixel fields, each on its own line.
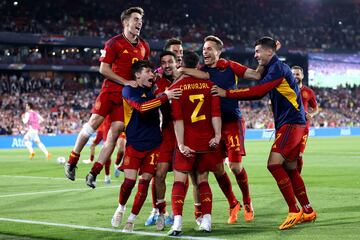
left=0, top=74, right=358, bottom=135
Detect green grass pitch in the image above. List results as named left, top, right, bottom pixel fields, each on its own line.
left=0, top=136, right=359, bottom=240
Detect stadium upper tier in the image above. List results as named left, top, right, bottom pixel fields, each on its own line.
left=1, top=0, right=359, bottom=50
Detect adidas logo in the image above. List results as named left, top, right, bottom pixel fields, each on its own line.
left=123, top=49, right=129, bottom=54
left=202, top=197, right=212, bottom=203
left=175, top=200, right=184, bottom=204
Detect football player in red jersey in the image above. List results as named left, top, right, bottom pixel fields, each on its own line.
left=213, top=37, right=317, bottom=230
left=110, top=61, right=181, bottom=232
left=168, top=51, right=222, bottom=235
left=292, top=66, right=319, bottom=173
left=64, top=7, right=150, bottom=183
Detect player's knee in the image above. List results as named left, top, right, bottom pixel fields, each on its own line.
left=230, top=163, right=243, bottom=174
left=80, top=123, right=95, bottom=137
left=141, top=173, right=153, bottom=181
left=155, top=171, right=166, bottom=182
left=213, top=164, right=225, bottom=176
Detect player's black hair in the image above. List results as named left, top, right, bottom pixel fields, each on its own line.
left=159, top=51, right=177, bottom=61
left=131, top=60, right=152, bottom=79
left=163, top=38, right=182, bottom=51
left=27, top=102, right=34, bottom=110
left=254, top=36, right=276, bottom=50
left=182, top=51, right=199, bottom=68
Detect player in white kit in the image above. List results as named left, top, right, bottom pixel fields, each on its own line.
left=22, top=103, right=51, bottom=160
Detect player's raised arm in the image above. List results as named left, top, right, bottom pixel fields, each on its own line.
left=212, top=63, right=283, bottom=100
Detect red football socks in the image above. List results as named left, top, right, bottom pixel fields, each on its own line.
left=267, top=164, right=300, bottom=213
left=287, top=169, right=313, bottom=213
left=215, top=172, right=238, bottom=208
left=156, top=201, right=167, bottom=215
left=194, top=203, right=202, bottom=219
left=104, top=159, right=111, bottom=175
left=235, top=168, right=251, bottom=205
left=119, top=178, right=136, bottom=205
left=91, top=162, right=103, bottom=176
left=198, top=181, right=212, bottom=215
left=131, top=179, right=150, bottom=215
left=68, top=151, right=80, bottom=165
left=171, top=181, right=186, bottom=216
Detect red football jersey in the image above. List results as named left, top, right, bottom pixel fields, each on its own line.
left=171, top=77, right=221, bottom=151
left=300, top=85, right=317, bottom=112
left=99, top=34, right=150, bottom=93
left=301, top=85, right=317, bottom=128
left=154, top=77, right=172, bottom=96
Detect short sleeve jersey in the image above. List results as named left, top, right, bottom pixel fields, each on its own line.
left=99, top=34, right=150, bottom=92
left=171, top=77, right=221, bottom=151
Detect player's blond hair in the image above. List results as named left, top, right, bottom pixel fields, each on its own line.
left=204, top=35, right=223, bottom=51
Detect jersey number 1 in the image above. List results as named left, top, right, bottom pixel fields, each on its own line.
left=189, top=94, right=206, bottom=123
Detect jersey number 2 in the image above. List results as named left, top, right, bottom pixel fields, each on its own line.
left=189, top=94, right=206, bottom=123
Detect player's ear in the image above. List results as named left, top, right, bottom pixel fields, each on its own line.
left=134, top=71, right=141, bottom=79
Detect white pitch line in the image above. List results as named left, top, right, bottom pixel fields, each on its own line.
left=0, top=185, right=118, bottom=198
left=0, top=175, right=73, bottom=181
left=0, top=218, right=223, bottom=240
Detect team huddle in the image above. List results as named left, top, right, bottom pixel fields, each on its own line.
left=56, top=6, right=318, bottom=236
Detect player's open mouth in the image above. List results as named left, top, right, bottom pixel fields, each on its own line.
left=135, top=27, right=141, bottom=31
left=148, top=78, right=154, bottom=83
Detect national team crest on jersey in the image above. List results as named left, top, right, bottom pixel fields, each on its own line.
left=302, top=91, right=308, bottom=99
left=124, top=155, right=130, bottom=166
left=95, top=101, right=101, bottom=110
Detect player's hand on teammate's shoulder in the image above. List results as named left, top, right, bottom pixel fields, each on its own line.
left=211, top=85, right=226, bottom=97
left=125, top=80, right=138, bottom=88
left=165, top=88, right=182, bottom=100
left=179, top=144, right=195, bottom=157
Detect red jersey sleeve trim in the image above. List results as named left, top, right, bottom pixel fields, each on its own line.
left=226, top=77, right=283, bottom=100
left=126, top=94, right=168, bottom=113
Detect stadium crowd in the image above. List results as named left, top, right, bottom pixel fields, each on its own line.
left=1, top=0, right=359, bottom=49
left=0, top=74, right=358, bottom=135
